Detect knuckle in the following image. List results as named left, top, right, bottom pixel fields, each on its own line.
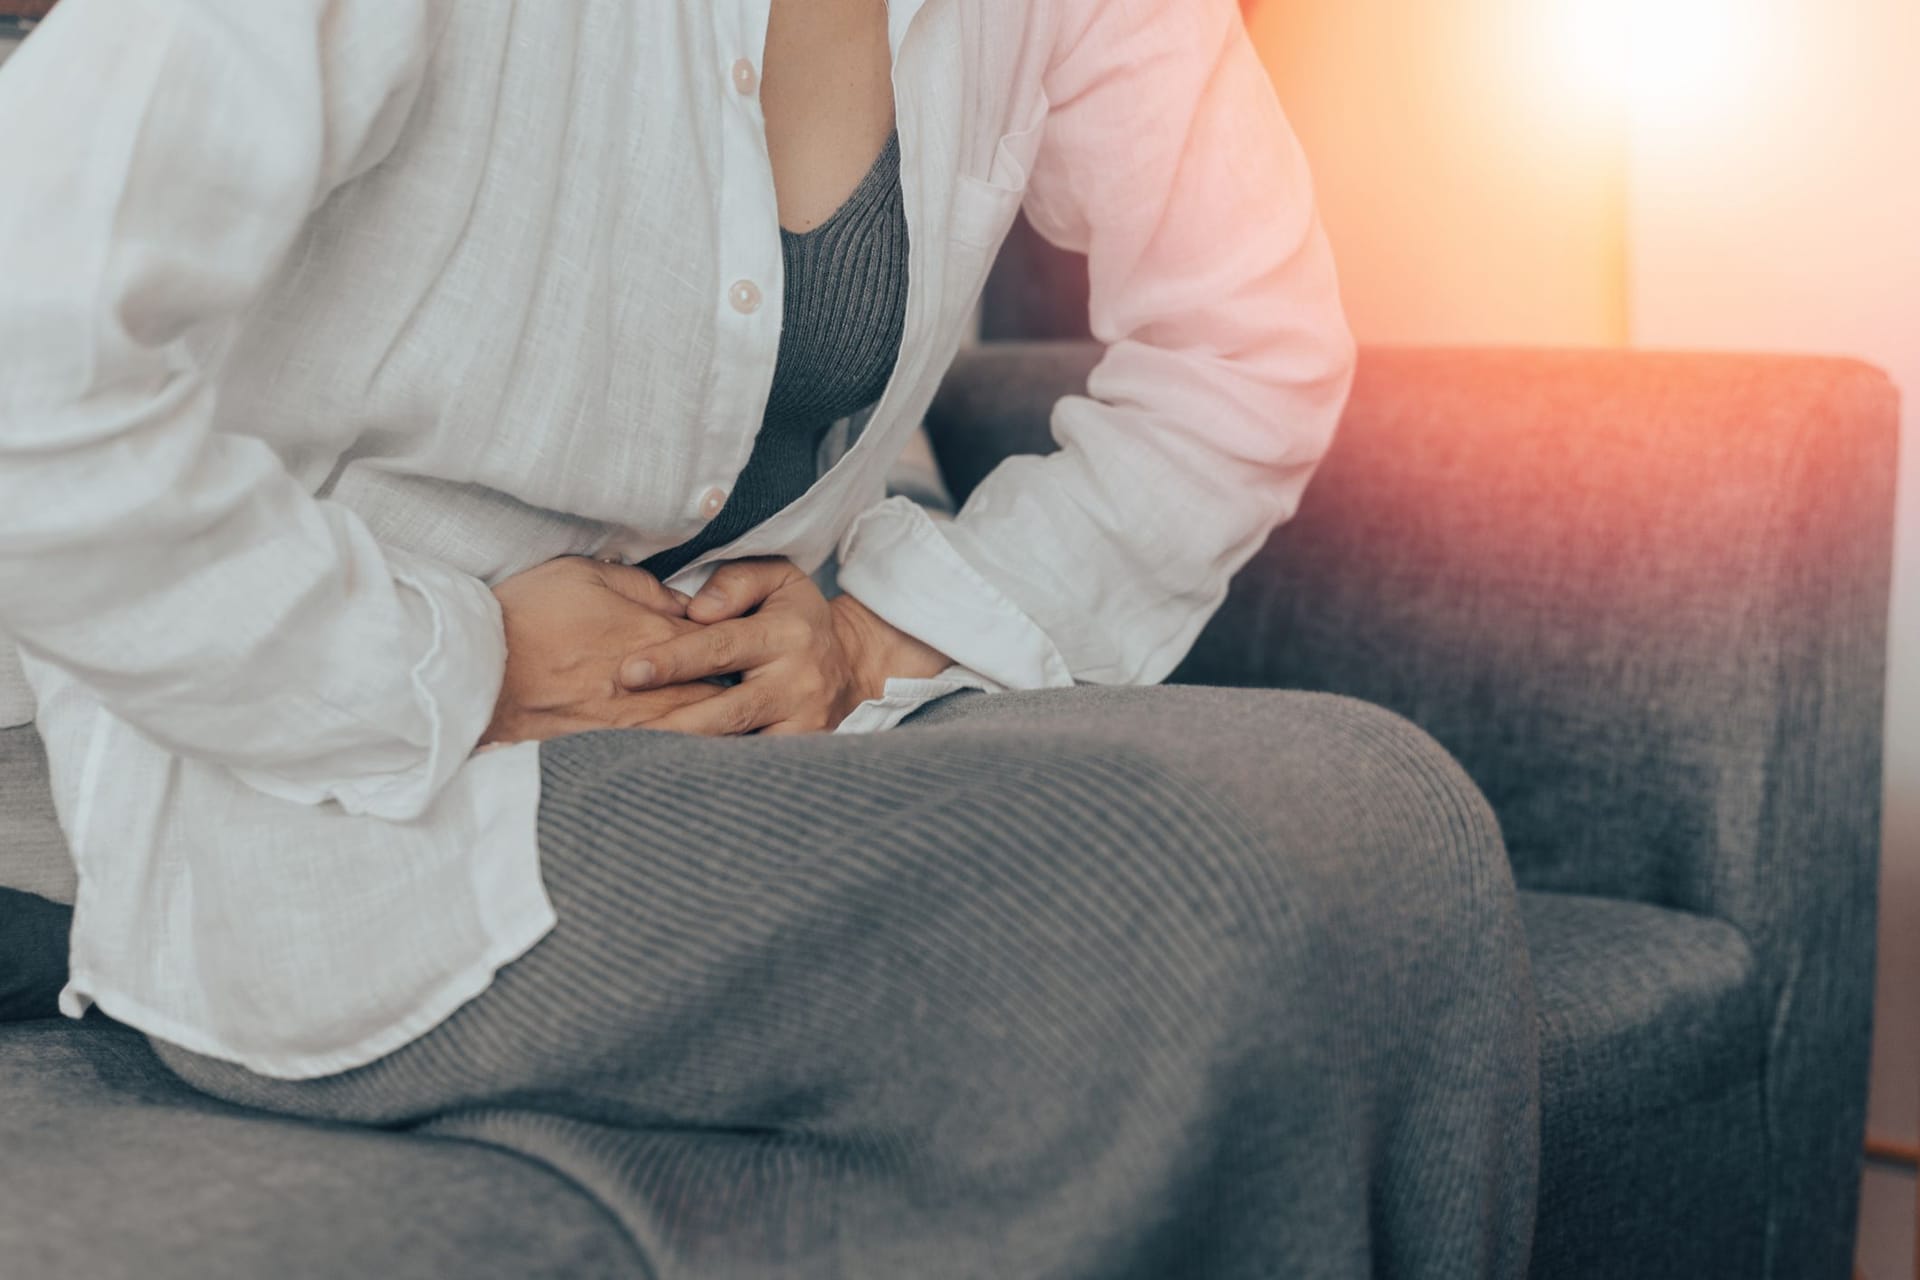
left=769, top=614, right=806, bottom=649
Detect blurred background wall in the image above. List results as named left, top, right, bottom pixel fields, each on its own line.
left=1249, top=0, right=1630, bottom=348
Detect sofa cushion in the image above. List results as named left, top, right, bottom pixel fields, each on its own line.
left=1523, top=890, right=1768, bottom=1279
left=0, top=722, right=73, bottom=904
left=0, top=888, right=70, bottom=1021
left=0, top=723, right=76, bottom=1022
left=0, top=1019, right=642, bottom=1279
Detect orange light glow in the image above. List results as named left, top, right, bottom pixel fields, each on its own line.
left=1561, top=0, right=1762, bottom=124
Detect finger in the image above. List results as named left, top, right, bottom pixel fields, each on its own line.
left=619, top=616, right=782, bottom=689
left=638, top=683, right=781, bottom=737
left=608, top=680, right=729, bottom=727
left=688, top=557, right=804, bottom=623
left=593, top=560, right=688, bottom=617
left=756, top=719, right=825, bottom=737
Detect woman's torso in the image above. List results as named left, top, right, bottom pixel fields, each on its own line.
left=191, top=0, right=1053, bottom=592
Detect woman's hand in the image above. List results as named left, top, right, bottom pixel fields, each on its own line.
left=480, top=557, right=731, bottom=747
left=616, top=558, right=953, bottom=736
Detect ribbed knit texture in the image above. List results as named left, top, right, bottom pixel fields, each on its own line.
left=152, top=685, right=1537, bottom=1280
left=640, top=132, right=907, bottom=582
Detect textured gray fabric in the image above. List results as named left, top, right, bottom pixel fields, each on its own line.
left=0, top=1018, right=641, bottom=1279
left=1523, top=892, right=1761, bottom=1120
left=641, top=131, right=906, bottom=582
left=0, top=887, right=69, bottom=1021
left=1521, top=892, right=1767, bottom=1279
left=152, top=685, right=1537, bottom=1280
left=3, top=886, right=1773, bottom=1278
left=0, top=721, right=74, bottom=904
left=0, top=722, right=75, bottom=1023
left=923, top=342, right=1897, bottom=1280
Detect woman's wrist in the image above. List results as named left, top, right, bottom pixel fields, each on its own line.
left=828, top=592, right=952, bottom=703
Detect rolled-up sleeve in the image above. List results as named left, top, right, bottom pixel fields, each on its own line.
left=835, top=0, right=1355, bottom=689
left=0, top=0, right=499, bottom=822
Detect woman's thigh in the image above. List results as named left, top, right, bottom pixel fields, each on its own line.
left=156, top=685, right=1515, bottom=1126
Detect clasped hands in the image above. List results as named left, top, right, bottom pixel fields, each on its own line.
left=479, top=555, right=952, bottom=746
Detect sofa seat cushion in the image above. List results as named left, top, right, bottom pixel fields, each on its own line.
left=1524, top=890, right=1765, bottom=1117
left=0, top=1019, right=641, bottom=1279
left=1522, top=890, right=1769, bottom=1279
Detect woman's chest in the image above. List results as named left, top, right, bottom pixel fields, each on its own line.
left=206, top=0, right=1057, bottom=527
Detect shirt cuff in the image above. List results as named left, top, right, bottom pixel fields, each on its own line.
left=228, top=548, right=506, bottom=822
left=833, top=664, right=1002, bottom=735
left=833, top=495, right=1074, bottom=693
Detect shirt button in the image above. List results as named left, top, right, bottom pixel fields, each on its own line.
left=728, top=279, right=762, bottom=315
left=699, top=487, right=728, bottom=519
left=731, top=58, right=759, bottom=96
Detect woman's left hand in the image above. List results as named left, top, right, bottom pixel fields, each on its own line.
left=617, top=558, right=952, bottom=735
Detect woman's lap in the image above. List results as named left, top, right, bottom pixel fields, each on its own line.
left=153, top=684, right=1536, bottom=1279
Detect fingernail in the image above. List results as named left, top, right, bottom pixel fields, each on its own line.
left=696, top=589, right=726, bottom=609
left=670, top=590, right=693, bottom=609
left=624, top=660, right=655, bottom=687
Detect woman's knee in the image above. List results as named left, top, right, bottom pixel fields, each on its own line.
left=1321, top=695, right=1506, bottom=880
left=1096, top=692, right=1517, bottom=986
left=1275, top=695, right=1522, bottom=987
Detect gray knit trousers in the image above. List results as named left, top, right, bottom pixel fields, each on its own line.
left=155, top=685, right=1540, bottom=1279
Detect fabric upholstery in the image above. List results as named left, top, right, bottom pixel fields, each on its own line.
left=1522, top=891, right=1768, bottom=1279
left=0, top=888, right=69, bottom=1022
left=926, top=342, right=1896, bottom=1280
left=0, top=1018, right=642, bottom=1279
left=0, top=721, right=73, bottom=904
left=0, top=722, right=74, bottom=1022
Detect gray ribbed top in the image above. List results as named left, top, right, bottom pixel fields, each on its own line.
left=641, top=132, right=908, bottom=581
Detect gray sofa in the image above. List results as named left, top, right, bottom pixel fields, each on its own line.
left=0, top=343, right=1898, bottom=1279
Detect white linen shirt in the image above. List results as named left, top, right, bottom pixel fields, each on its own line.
left=0, top=0, right=1353, bottom=1078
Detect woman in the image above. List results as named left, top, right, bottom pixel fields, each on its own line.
left=0, top=0, right=1536, bottom=1275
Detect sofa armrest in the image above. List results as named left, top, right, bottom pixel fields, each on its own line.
left=927, top=341, right=1898, bottom=1276
left=930, top=342, right=1896, bottom=912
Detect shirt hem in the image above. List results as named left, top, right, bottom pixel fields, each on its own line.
left=63, top=741, right=551, bottom=1082
left=63, top=885, right=555, bottom=1081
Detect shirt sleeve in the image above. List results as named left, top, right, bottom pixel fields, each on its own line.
left=0, top=0, right=501, bottom=823
left=834, top=0, right=1356, bottom=690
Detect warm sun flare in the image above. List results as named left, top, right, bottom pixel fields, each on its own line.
left=1563, top=0, right=1759, bottom=122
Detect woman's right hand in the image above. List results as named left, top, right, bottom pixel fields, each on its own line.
left=480, top=556, right=728, bottom=747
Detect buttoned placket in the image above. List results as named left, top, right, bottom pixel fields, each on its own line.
left=597, top=0, right=781, bottom=570
left=688, top=0, right=784, bottom=541
left=708, top=0, right=936, bottom=559
left=600, top=0, right=937, bottom=578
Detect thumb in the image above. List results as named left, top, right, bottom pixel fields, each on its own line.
left=689, top=557, right=803, bottom=622
left=595, top=562, right=688, bottom=617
